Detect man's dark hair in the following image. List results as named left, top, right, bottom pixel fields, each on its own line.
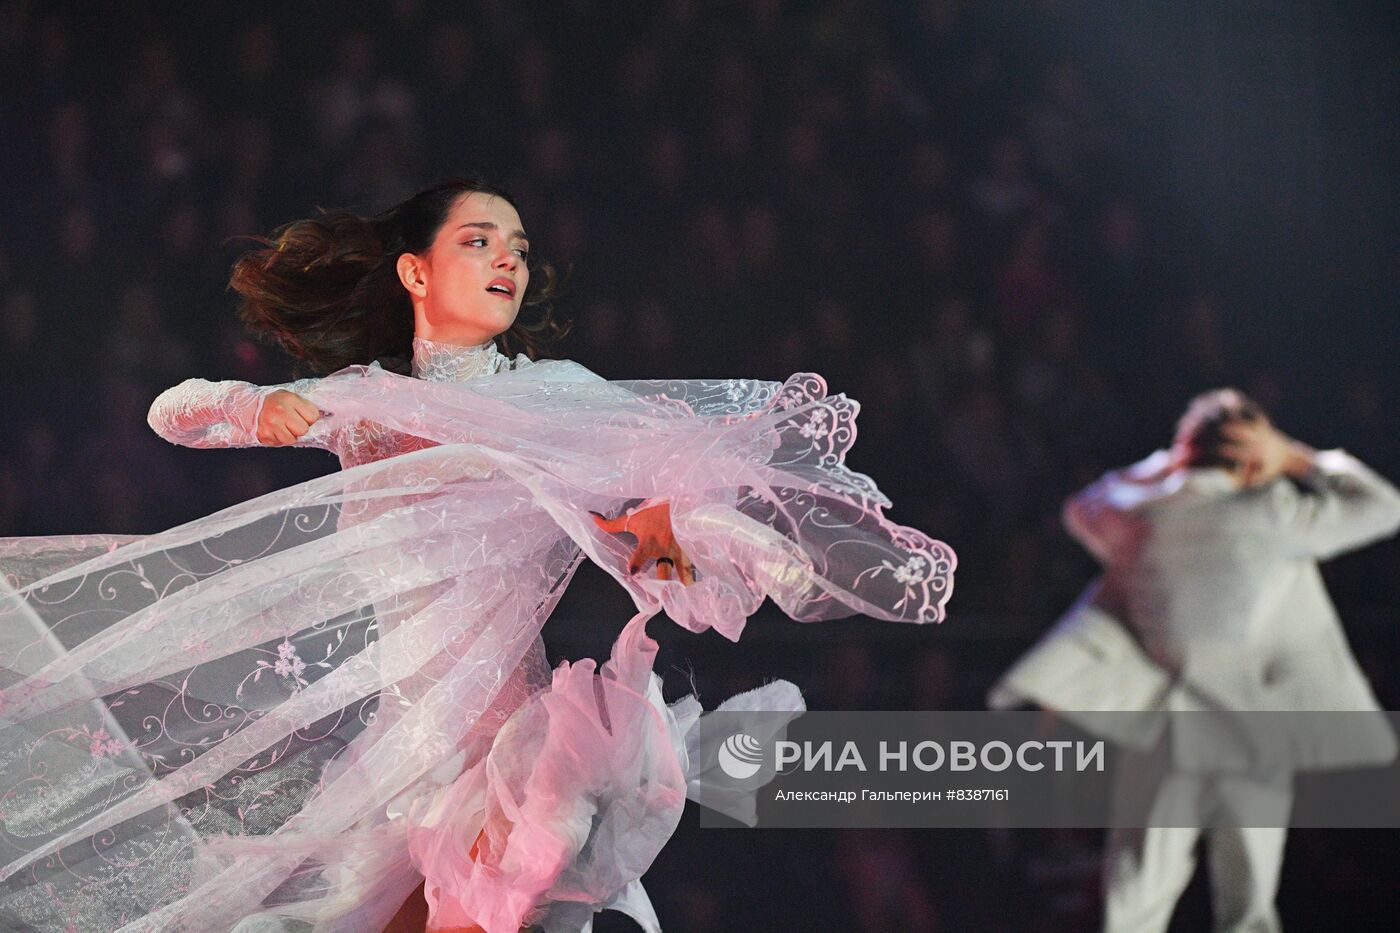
left=1174, top=388, right=1266, bottom=469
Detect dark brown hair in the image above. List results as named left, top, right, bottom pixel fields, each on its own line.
left=229, top=177, right=567, bottom=374
left=1174, top=387, right=1265, bottom=469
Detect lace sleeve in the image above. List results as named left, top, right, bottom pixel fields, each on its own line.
left=147, top=377, right=335, bottom=450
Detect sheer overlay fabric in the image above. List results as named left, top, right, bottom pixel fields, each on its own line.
left=0, top=353, right=954, bottom=931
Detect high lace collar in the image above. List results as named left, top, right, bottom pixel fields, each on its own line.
left=410, top=336, right=507, bottom=382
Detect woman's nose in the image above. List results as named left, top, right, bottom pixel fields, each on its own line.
left=493, top=249, right=517, bottom=270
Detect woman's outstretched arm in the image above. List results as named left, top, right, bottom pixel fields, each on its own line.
left=147, top=377, right=332, bottom=449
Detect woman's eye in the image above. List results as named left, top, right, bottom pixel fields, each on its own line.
left=464, top=237, right=487, bottom=247
left=514, top=247, right=530, bottom=258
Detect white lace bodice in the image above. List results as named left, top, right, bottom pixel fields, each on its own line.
left=147, top=337, right=531, bottom=468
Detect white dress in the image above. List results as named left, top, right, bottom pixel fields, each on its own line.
left=0, top=339, right=955, bottom=931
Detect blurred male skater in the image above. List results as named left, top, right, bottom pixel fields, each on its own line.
left=992, top=388, right=1400, bottom=932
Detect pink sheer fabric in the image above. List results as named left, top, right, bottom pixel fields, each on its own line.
left=0, top=359, right=954, bottom=932
left=408, top=612, right=717, bottom=933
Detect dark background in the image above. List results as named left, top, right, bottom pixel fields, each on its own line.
left=1, top=1, right=1397, bottom=929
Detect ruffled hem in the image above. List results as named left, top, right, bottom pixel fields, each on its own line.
left=0, top=361, right=945, bottom=931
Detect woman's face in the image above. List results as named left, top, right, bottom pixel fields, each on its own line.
left=403, top=191, right=531, bottom=345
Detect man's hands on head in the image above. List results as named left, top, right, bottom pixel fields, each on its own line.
left=591, top=501, right=696, bottom=584
left=257, top=390, right=322, bottom=446
left=1219, top=418, right=1316, bottom=487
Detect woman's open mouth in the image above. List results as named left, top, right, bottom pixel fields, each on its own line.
left=486, top=277, right=516, bottom=298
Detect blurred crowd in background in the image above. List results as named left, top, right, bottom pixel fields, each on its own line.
left=2, top=1, right=1398, bottom=929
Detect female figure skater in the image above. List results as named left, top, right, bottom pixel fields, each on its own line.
left=0, top=178, right=954, bottom=932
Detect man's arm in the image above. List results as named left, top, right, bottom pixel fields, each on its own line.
left=1062, top=450, right=1173, bottom=565
left=1222, top=418, right=1400, bottom=559
left=1062, top=482, right=1112, bottom=564
left=1266, top=448, right=1400, bottom=560
left=1062, top=472, right=1132, bottom=565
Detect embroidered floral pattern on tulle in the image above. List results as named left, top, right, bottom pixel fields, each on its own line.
left=85, top=727, right=124, bottom=759
left=799, top=408, right=831, bottom=440
left=889, top=555, right=930, bottom=585
left=273, top=639, right=307, bottom=680
left=4, top=353, right=955, bottom=929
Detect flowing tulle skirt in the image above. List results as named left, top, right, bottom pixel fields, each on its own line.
left=0, top=362, right=953, bottom=931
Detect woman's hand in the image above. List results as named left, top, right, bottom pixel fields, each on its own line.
left=257, top=390, right=322, bottom=446
left=591, top=501, right=696, bottom=584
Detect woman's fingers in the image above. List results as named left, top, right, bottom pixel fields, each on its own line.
left=630, top=549, right=696, bottom=584
left=653, top=552, right=696, bottom=584
left=591, top=512, right=651, bottom=573
left=591, top=506, right=694, bottom=584
left=285, top=412, right=311, bottom=436
left=254, top=390, right=324, bottom=447
left=292, top=397, right=322, bottom=424
left=590, top=511, right=630, bottom=535
left=631, top=538, right=665, bottom=574
left=277, top=417, right=310, bottom=443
